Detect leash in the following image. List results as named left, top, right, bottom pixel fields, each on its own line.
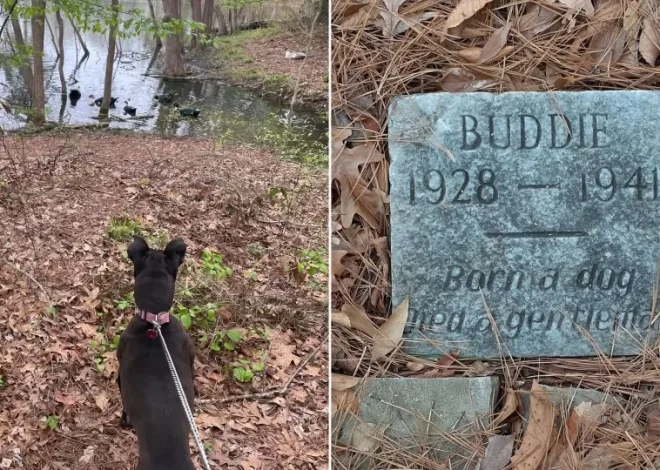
left=150, top=320, right=212, bottom=470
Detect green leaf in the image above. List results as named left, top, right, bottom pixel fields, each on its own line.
left=223, top=341, right=235, bottom=351
left=226, top=329, right=243, bottom=343
left=181, top=314, right=192, bottom=330
left=252, top=363, right=264, bottom=372
left=233, top=367, right=254, bottom=383
left=210, top=343, right=221, bottom=352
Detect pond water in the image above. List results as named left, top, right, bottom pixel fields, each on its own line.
left=0, top=0, right=327, bottom=159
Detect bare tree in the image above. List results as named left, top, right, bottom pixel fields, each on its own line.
left=189, top=0, right=202, bottom=49
left=68, top=16, right=89, bottom=55
left=146, top=0, right=162, bottom=47
left=10, top=16, right=33, bottom=96
left=100, top=0, right=119, bottom=116
left=55, top=10, right=66, bottom=96
left=162, top=0, right=185, bottom=77
left=31, top=0, right=46, bottom=125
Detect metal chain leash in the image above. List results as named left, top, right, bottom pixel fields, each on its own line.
left=151, top=321, right=212, bottom=470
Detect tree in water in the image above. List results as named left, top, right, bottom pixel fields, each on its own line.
left=100, top=0, right=119, bottom=117
left=31, top=0, right=46, bottom=124
left=162, top=0, right=185, bottom=77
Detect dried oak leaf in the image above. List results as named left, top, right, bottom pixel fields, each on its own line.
left=479, top=434, right=515, bottom=470
left=444, top=0, right=494, bottom=32
left=478, top=23, right=512, bottom=64
left=376, top=0, right=438, bottom=37
left=331, top=128, right=386, bottom=229
left=511, top=381, right=556, bottom=470
left=640, top=19, right=660, bottom=65
left=372, top=297, right=408, bottom=360
left=493, top=388, right=519, bottom=426
left=332, top=249, right=348, bottom=278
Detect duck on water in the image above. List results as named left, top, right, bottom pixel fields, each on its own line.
left=89, top=94, right=118, bottom=107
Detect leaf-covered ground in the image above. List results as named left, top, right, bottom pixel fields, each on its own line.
left=0, top=131, right=328, bottom=469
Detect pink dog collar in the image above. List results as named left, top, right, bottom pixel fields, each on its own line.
left=135, top=309, right=170, bottom=325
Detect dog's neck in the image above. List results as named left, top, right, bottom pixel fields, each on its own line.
left=135, top=308, right=171, bottom=325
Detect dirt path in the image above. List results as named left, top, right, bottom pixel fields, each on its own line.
left=189, top=27, right=328, bottom=110
left=0, top=131, right=328, bottom=469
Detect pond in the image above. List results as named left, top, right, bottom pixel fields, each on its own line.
left=0, top=0, right=327, bottom=160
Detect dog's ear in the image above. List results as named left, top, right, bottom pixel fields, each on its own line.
left=164, top=238, right=186, bottom=275
left=127, top=236, right=149, bottom=265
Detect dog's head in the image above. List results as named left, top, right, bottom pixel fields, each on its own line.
left=127, top=236, right=186, bottom=313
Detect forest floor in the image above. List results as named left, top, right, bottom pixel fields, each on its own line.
left=188, top=26, right=328, bottom=111
left=0, top=130, right=328, bottom=469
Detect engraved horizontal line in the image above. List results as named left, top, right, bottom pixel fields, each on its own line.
left=517, top=183, right=561, bottom=190
left=484, top=231, right=588, bottom=239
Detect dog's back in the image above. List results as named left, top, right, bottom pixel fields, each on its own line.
left=119, top=315, right=196, bottom=470
left=117, top=237, right=196, bottom=470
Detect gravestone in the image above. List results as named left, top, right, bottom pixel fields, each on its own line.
left=389, top=90, right=660, bottom=358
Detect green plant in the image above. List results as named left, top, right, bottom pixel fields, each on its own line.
left=0, top=375, right=5, bottom=388
left=114, top=291, right=134, bottom=311
left=233, top=367, right=254, bottom=383
left=45, top=415, right=60, bottom=431
left=298, top=247, right=328, bottom=277
left=107, top=215, right=144, bottom=241
left=175, top=302, right=219, bottom=331
left=200, top=328, right=244, bottom=352
left=90, top=334, right=120, bottom=372
left=201, top=249, right=233, bottom=280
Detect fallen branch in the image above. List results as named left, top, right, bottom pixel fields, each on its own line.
left=217, top=331, right=328, bottom=404
left=1, top=261, right=52, bottom=306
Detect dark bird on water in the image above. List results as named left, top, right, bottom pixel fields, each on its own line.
left=154, top=92, right=176, bottom=104
left=123, top=100, right=137, bottom=117
left=68, top=89, right=81, bottom=106
left=89, top=94, right=118, bottom=107
left=173, top=102, right=200, bottom=118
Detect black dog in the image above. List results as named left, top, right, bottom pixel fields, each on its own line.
left=117, top=236, right=196, bottom=470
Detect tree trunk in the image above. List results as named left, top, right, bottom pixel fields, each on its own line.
left=69, top=16, right=89, bottom=55
left=55, top=10, right=66, bottom=96
left=189, top=0, right=202, bottom=49
left=10, top=17, right=33, bottom=96
left=202, top=0, right=214, bottom=42
left=215, top=6, right=228, bottom=36
left=46, top=16, right=59, bottom=59
left=162, top=0, right=185, bottom=77
left=146, top=0, right=162, bottom=47
left=31, top=0, right=46, bottom=125
left=100, top=0, right=119, bottom=117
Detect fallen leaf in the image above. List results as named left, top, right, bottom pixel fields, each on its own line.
left=511, top=381, right=556, bottom=470
left=444, top=0, right=494, bottom=32
left=440, top=68, right=496, bottom=92
left=332, top=373, right=361, bottom=391
left=478, top=23, right=512, bottom=64
left=372, top=297, right=408, bottom=360
left=55, top=390, right=80, bottom=406
left=332, top=388, right=358, bottom=414
left=557, top=0, right=594, bottom=16
left=421, top=353, right=459, bottom=377
left=574, top=401, right=609, bottom=426
left=480, top=434, right=515, bottom=470
left=94, top=392, right=109, bottom=412
left=646, top=408, right=660, bottom=440
left=349, top=422, right=387, bottom=453
left=78, top=445, right=95, bottom=464
left=331, top=128, right=386, bottom=229
left=493, top=389, right=519, bottom=426
left=332, top=249, right=348, bottom=277
left=581, top=445, right=613, bottom=469
left=338, top=303, right=379, bottom=336
left=640, top=19, right=660, bottom=65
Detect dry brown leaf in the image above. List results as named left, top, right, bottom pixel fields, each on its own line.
left=519, top=5, right=559, bottom=38
left=546, top=409, right=580, bottom=466
left=332, top=373, right=361, bottom=391
left=331, top=127, right=386, bottom=229
left=640, top=19, right=660, bottom=65
left=581, top=445, right=613, bottom=469
left=493, top=389, right=519, bottom=426
left=646, top=408, right=660, bottom=440
left=440, top=68, right=496, bottom=92
left=376, top=0, right=438, bottom=37
left=478, top=23, right=512, bottom=64
left=574, top=402, right=609, bottom=426
left=332, top=249, right=348, bottom=278
left=444, top=0, right=494, bottom=32
left=332, top=388, right=358, bottom=414
left=457, top=47, right=482, bottom=62
left=54, top=390, right=80, bottom=406
left=557, top=0, right=594, bottom=16
left=339, top=303, right=379, bottom=336
left=341, top=3, right=379, bottom=29
left=479, top=434, right=515, bottom=470
left=372, top=297, right=408, bottom=360
left=94, top=392, right=109, bottom=412
left=421, top=353, right=459, bottom=377
left=511, top=381, right=556, bottom=470
left=588, top=24, right=626, bottom=67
